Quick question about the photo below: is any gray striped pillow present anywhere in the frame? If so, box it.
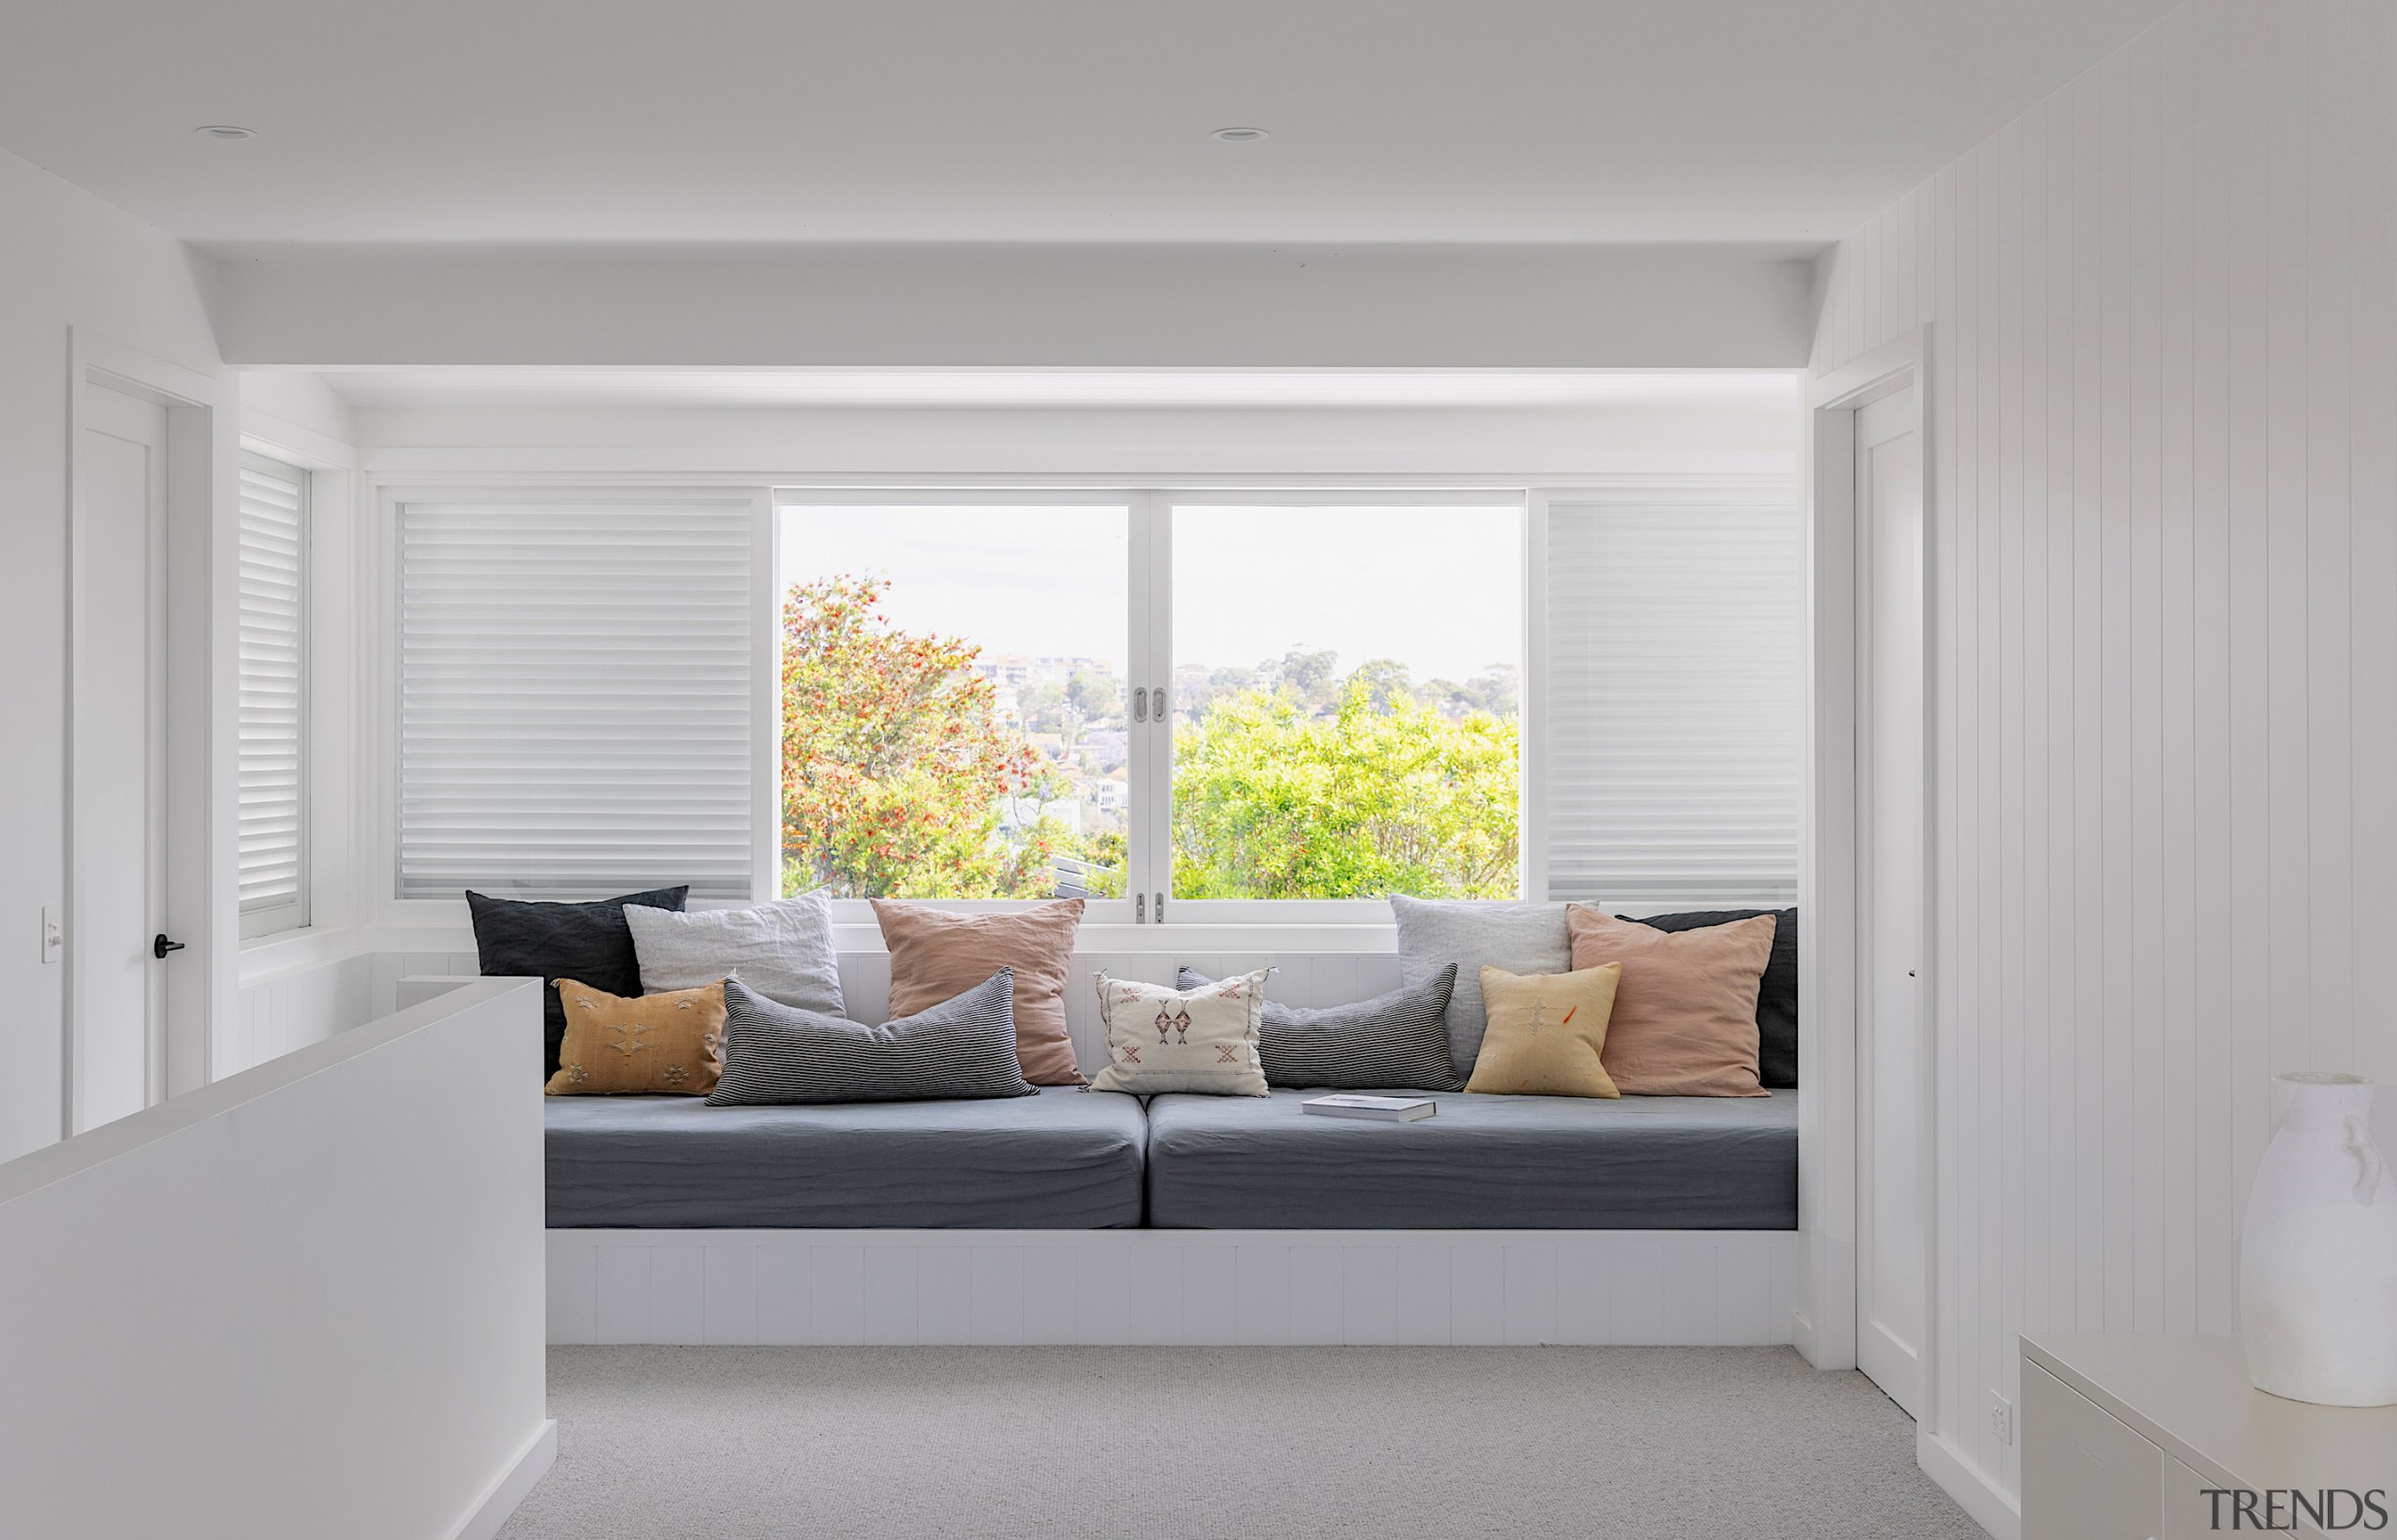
[707,971,1036,1106]
[1177,964,1461,1092]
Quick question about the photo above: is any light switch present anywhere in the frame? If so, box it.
[40,905,62,964]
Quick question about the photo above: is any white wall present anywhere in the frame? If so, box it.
[0,146,227,1163]
[210,246,1817,369]
[1809,0,2396,1516]
[0,978,551,1540]
[348,400,1799,480]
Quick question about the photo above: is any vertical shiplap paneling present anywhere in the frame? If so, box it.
[2043,71,2083,1340]
[2070,56,2110,1341]
[1949,136,1983,1465]
[1927,152,1963,1462]
[2187,0,2238,1336]
[2154,0,2201,1338]
[2224,0,2279,1258]
[2304,0,2355,1086]
[2125,16,2169,1343]
[2097,39,2140,1342]
[1990,112,2027,1490]
[1977,122,2010,1468]
[2350,0,2397,1113]
[2017,95,2052,1354]
[1807,0,2395,1504]
[2261,0,2315,1194]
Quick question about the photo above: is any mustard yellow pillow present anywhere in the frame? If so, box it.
[1464,963,1622,1098]
[546,978,728,1095]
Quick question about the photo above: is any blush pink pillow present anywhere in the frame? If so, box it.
[872,898,1085,1085]
[1564,906,1774,1097]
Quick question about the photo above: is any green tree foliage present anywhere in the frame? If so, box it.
[1066,668,1123,721]
[780,574,1077,899]
[781,579,1510,902]
[1171,678,1520,900]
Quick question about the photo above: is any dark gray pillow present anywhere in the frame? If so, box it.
[1177,965,1461,1092]
[467,885,689,1078]
[1625,908,1798,1088]
[708,972,1036,1106]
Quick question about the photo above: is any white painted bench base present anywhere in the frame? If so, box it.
[548,1228,1802,1347]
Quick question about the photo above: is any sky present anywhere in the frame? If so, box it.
[780,503,1522,683]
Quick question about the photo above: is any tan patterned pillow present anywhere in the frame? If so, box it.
[1465,963,1621,1099]
[545,979,728,1096]
[1088,970,1270,1096]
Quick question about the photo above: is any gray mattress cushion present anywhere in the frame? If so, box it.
[546,1085,1146,1228]
[1145,1089,1797,1230]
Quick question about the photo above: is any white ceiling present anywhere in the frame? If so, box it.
[6,0,2174,248]
[310,367,1801,412]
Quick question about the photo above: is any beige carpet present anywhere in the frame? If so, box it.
[499,1345,1981,1540]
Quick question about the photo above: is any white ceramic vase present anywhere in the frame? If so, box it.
[2240,1072,2397,1407]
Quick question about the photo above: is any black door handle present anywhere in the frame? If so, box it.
[153,933,185,960]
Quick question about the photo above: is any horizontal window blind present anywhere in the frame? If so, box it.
[397,502,756,901]
[1545,498,1801,908]
[238,453,308,937]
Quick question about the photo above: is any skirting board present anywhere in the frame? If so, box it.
[548,1228,1803,1347]
[445,1419,557,1540]
[1916,1427,2019,1540]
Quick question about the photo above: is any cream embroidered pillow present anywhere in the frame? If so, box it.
[546,978,728,1096]
[1088,970,1270,1096]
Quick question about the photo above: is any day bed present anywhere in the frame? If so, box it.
[542,1083,1798,1232]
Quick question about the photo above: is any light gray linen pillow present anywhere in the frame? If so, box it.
[1388,895,1570,1078]
[624,892,844,1017]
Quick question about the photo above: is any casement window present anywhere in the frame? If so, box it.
[774,492,1527,919]
[387,483,1797,918]
[237,452,310,937]
[393,498,765,901]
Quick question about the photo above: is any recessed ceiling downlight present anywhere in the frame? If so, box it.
[1211,126,1269,143]
[194,125,257,140]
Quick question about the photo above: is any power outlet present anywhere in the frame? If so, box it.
[1988,1389,2013,1446]
[39,904,62,965]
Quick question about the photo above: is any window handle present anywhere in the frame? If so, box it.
[1133,689,1147,724]
[1148,686,1166,721]
[1154,892,1165,924]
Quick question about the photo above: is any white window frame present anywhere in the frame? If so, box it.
[774,486,1537,927]
[360,471,1790,936]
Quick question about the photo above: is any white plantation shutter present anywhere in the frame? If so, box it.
[397,502,756,901]
[238,453,309,936]
[1544,495,1801,907]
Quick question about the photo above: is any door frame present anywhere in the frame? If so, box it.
[65,329,228,1134]
[1797,328,1934,1407]
[1848,377,1931,1417]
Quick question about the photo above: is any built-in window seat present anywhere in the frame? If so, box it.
[1144,1089,1796,1230]
[546,1087,1144,1229]
[346,953,1809,1345]
[543,1086,1796,1232]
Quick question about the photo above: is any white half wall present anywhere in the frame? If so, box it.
[0,978,551,1540]
[1808,0,2397,1518]
[209,246,1817,369]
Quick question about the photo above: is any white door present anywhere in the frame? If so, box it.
[1856,387,1926,1416]
[72,380,171,1133]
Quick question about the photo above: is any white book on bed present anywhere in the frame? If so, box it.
[1301,1094,1436,1122]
